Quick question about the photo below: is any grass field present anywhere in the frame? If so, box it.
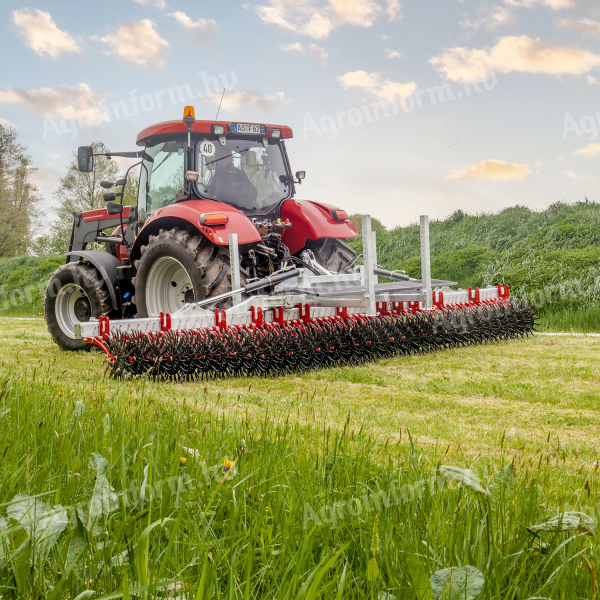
[0,318,599,599]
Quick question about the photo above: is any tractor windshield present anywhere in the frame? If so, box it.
[196,138,291,215]
[138,140,185,220]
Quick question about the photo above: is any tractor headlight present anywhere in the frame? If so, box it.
[212,125,225,135]
[271,129,281,138]
[185,171,199,181]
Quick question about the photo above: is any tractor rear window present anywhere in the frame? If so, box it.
[139,140,185,217]
[196,138,291,215]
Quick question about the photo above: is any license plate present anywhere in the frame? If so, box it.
[232,123,265,135]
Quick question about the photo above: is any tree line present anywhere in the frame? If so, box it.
[0,124,138,257]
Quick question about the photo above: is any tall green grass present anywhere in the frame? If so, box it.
[0,366,597,599]
[0,255,63,317]
[4,201,600,329]
[351,201,600,331]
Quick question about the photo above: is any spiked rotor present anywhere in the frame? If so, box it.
[102,300,538,382]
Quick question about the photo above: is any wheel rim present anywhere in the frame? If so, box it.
[55,283,91,339]
[146,257,195,317]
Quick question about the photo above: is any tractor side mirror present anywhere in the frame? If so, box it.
[115,178,127,186]
[100,181,114,189]
[103,193,116,202]
[106,202,124,215]
[77,146,94,173]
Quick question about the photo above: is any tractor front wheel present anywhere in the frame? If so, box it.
[44,261,113,351]
[132,228,237,318]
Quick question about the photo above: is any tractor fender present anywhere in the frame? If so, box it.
[65,250,122,309]
[131,200,261,262]
[280,199,358,255]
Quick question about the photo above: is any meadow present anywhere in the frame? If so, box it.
[0,318,598,599]
[1,201,599,597]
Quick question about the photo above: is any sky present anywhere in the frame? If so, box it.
[1,0,600,228]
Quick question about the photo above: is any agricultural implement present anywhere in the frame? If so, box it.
[44,107,537,380]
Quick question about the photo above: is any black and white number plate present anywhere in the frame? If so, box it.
[232,123,266,135]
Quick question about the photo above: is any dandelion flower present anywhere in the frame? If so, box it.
[179,457,187,466]
[223,459,234,474]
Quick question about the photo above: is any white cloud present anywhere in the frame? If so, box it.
[12,8,81,58]
[0,118,16,128]
[460,6,515,30]
[338,70,416,101]
[386,0,402,20]
[558,17,600,37]
[431,36,600,82]
[574,143,600,158]
[330,0,380,26]
[132,0,167,9]
[255,1,333,38]
[206,90,285,112]
[170,11,218,33]
[588,75,599,86]
[505,0,574,9]
[385,49,405,59]
[280,42,328,65]
[0,83,108,126]
[447,160,532,180]
[255,0,395,38]
[566,169,596,180]
[96,20,168,68]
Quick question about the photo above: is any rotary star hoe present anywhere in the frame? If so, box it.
[44,106,538,380]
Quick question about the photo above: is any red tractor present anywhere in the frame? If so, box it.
[45,107,358,350]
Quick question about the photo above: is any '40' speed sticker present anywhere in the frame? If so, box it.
[200,141,215,156]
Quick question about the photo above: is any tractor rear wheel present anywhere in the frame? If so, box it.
[306,238,357,273]
[132,228,238,318]
[44,261,112,351]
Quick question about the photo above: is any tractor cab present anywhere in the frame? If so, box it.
[135,110,302,222]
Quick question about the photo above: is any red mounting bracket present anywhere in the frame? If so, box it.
[408,301,420,314]
[336,306,349,319]
[432,290,444,309]
[376,301,390,316]
[272,306,285,325]
[250,306,263,326]
[391,301,404,314]
[214,308,227,330]
[160,312,172,332]
[298,303,311,324]
[468,287,481,305]
[99,315,110,341]
[497,284,510,299]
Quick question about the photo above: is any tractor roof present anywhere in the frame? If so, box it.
[136,120,294,147]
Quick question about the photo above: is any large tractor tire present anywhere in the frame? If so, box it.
[132,228,239,318]
[306,238,357,274]
[44,261,112,351]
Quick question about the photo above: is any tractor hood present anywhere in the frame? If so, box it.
[280,199,358,255]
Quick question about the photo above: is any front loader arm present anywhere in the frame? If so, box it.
[68,206,138,259]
